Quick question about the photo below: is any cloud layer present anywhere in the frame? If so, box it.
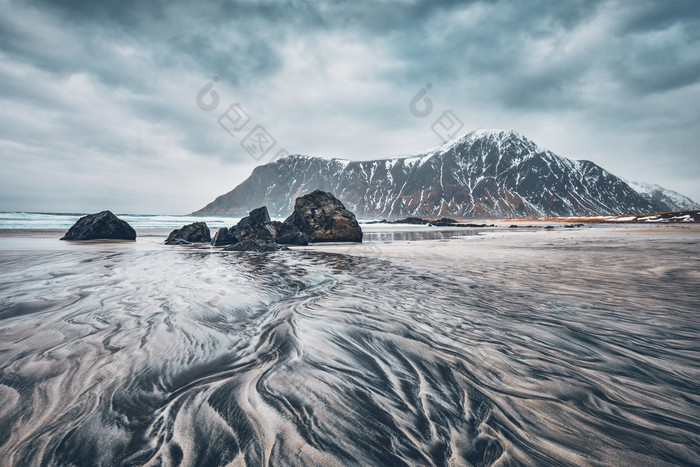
[2,0,699,213]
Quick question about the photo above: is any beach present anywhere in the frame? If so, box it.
[0,223,698,465]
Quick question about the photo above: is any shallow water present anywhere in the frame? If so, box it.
[0,230,698,466]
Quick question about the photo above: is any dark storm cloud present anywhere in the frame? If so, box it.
[1,0,698,213]
[619,0,700,34]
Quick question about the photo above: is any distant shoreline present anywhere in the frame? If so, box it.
[1,222,698,242]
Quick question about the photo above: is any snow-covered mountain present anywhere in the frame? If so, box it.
[194,129,697,218]
[624,180,700,212]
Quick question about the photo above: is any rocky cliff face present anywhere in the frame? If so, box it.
[194,130,697,218]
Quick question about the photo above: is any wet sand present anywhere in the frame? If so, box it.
[0,224,698,465]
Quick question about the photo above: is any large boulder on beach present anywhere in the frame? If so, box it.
[212,207,276,247]
[234,206,275,240]
[284,190,362,243]
[271,221,309,245]
[165,222,211,245]
[60,211,136,241]
[211,226,238,246]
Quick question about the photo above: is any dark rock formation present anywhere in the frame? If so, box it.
[165,222,211,244]
[212,206,279,247]
[211,227,238,246]
[429,217,461,226]
[396,217,427,225]
[234,206,275,240]
[270,221,308,245]
[211,194,362,249]
[369,217,493,227]
[60,211,136,241]
[285,190,362,243]
[224,238,280,252]
[247,206,271,225]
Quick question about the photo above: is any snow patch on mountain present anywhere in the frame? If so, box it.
[193,130,697,219]
[624,180,700,212]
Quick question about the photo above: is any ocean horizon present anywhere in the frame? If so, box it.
[0,212,243,230]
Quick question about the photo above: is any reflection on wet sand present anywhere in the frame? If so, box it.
[0,227,698,465]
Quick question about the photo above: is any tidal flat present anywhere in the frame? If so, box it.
[0,224,698,466]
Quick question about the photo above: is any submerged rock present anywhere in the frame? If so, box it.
[165,222,211,245]
[271,221,309,245]
[396,217,428,225]
[224,237,280,252]
[284,190,362,243]
[60,211,136,241]
[430,217,459,226]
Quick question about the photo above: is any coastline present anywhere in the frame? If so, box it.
[1,221,698,244]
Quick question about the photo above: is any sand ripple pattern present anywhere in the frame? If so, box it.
[0,237,698,466]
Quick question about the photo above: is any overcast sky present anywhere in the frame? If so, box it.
[1,0,699,214]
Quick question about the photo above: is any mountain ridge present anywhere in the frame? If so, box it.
[624,180,700,212]
[194,130,697,219]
